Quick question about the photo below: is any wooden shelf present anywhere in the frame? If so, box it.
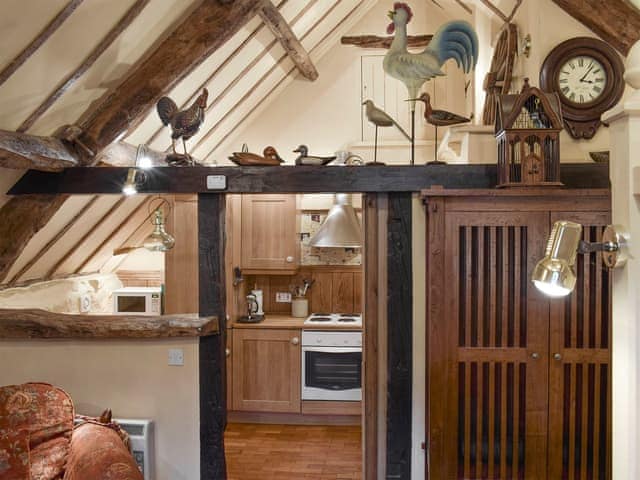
[0,309,218,339]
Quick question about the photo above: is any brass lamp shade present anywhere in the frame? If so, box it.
[143,209,175,252]
[532,220,582,297]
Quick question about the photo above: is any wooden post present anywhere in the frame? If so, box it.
[386,192,413,479]
[198,193,227,479]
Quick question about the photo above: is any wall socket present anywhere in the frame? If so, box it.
[168,349,184,366]
[275,292,292,303]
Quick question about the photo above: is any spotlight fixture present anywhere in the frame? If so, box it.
[143,203,175,252]
[532,221,629,297]
[135,144,153,169]
[122,168,146,196]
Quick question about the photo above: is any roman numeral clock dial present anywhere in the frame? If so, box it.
[558,56,606,104]
[540,37,625,140]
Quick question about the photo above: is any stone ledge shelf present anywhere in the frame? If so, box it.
[0,309,219,339]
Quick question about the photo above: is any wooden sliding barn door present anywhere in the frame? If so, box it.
[429,208,549,479]
[547,212,612,480]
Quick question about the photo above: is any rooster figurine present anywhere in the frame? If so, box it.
[157,88,208,162]
[383,3,478,164]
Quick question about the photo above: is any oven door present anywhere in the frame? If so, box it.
[301,347,362,401]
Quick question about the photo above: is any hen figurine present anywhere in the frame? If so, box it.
[383,2,478,163]
[157,88,208,158]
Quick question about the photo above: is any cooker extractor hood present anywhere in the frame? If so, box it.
[308,194,362,248]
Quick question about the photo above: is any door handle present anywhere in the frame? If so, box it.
[291,337,300,346]
[225,348,231,357]
[531,352,540,360]
[553,353,562,361]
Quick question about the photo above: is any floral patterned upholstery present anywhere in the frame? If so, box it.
[0,383,142,480]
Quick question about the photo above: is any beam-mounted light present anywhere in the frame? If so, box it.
[122,168,145,196]
[532,221,629,297]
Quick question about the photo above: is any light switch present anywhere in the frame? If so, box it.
[276,292,292,303]
[168,349,184,366]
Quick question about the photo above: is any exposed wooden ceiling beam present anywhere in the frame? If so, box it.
[0,195,69,283]
[258,1,319,81]
[17,0,151,133]
[75,0,265,156]
[0,130,79,171]
[0,0,84,87]
[4,195,100,286]
[551,0,640,55]
[341,35,432,49]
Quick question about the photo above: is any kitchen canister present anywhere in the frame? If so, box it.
[291,297,308,318]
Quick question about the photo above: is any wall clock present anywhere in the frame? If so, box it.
[540,37,625,139]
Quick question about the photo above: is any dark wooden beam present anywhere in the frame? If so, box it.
[0,309,218,339]
[258,1,319,81]
[0,0,84,87]
[0,130,78,171]
[5,195,100,285]
[341,34,432,49]
[386,192,413,479]
[198,193,227,480]
[0,195,68,283]
[9,164,610,195]
[551,0,640,55]
[17,0,151,133]
[76,0,265,154]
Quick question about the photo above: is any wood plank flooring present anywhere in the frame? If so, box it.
[225,423,362,479]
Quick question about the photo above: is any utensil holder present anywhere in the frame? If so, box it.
[291,298,308,318]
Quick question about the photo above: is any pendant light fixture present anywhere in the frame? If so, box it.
[143,207,175,252]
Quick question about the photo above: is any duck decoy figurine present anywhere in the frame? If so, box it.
[229,145,284,166]
[407,92,472,164]
[294,145,336,166]
[362,99,411,165]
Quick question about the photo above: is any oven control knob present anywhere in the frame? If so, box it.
[291,337,300,345]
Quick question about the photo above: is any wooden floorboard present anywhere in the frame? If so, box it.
[225,423,362,480]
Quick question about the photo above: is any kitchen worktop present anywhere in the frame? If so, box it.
[231,314,362,330]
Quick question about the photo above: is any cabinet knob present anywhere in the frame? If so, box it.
[291,337,300,346]
[225,348,231,357]
[531,352,540,360]
[286,256,294,263]
[553,353,562,361]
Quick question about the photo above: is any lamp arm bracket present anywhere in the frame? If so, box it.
[578,240,619,254]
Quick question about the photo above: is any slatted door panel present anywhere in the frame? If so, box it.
[437,212,549,480]
[548,212,612,480]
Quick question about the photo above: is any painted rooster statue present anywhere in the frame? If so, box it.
[383,2,478,163]
[157,88,208,158]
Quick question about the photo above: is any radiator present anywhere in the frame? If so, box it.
[115,418,155,480]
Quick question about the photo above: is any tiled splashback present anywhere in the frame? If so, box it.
[299,212,362,266]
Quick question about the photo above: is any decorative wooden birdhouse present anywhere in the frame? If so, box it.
[495,78,564,187]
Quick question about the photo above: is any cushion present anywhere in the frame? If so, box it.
[30,436,69,480]
[0,429,30,480]
[63,423,143,480]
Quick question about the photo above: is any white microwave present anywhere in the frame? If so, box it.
[112,287,162,315]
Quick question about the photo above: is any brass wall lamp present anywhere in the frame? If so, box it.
[532,220,629,297]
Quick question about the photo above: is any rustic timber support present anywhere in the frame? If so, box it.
[551,0,640,55]
[341,34,432,49]
[198,193,227,479]
[386,193,413,478]
[0,309,218,338]
[258,1,319,81]
[0,130,78,171]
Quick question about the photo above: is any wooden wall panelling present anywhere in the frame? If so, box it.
[386,193,413,479]
[310,272,333,313]
[165,195,199,314]
[333,272,355,313]
[547,210,612,480]
[198,193,227,480]
[353,271,363,313]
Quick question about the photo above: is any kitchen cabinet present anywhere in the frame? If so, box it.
[232,327,301,413]
[240,194,298,272]
[424,190,611,480]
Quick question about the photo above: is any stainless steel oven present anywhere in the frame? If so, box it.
[301,331,362,401]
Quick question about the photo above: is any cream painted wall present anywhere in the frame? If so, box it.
[0,339,200,480]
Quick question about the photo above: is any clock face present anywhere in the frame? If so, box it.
[557,56,607,104]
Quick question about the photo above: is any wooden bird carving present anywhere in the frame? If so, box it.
[157,88,208,156]
[383,3,478,110]
[407,93,471,127]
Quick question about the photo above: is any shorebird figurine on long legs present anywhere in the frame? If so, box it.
[362,100,411,165]
[407,92,472,164]
[383,2,478,164]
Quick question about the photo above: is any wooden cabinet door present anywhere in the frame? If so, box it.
[241,194,298,270]
[547,212,612,480]
[232,328,301,413]
[428,210,550,479]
